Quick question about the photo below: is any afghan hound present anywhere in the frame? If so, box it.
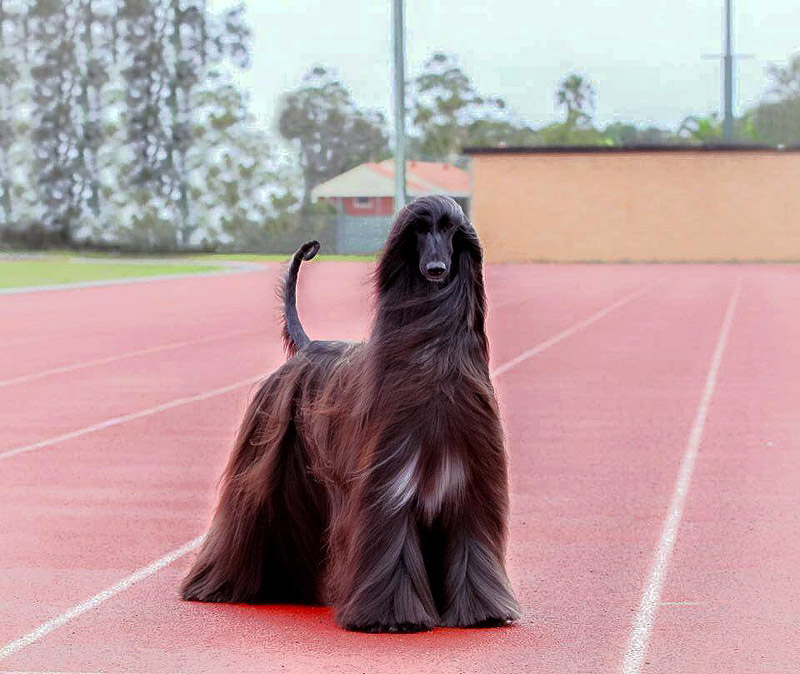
[181,195,520,632]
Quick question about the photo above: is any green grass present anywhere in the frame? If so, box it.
[7,250,377,263]
[0,259,224,290]
[187,252,377,263]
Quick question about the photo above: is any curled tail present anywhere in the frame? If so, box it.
[280,240,320,357]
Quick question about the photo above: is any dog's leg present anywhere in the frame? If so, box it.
[182,379,326,605]
[433,403,521,627]
[180,475,273,604]
[182,424,326,605]
[437,516,521,628]
[332,444,438,632]
[335,510,437,632]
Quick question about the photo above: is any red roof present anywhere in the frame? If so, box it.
[404,161,470,193]
[311,160,470,199]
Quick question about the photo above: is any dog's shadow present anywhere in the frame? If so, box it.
[187,600,534,655]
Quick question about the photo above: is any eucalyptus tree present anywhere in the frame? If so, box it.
[278,66,389,207]
[28,0,89,245]
[0,0,24,229]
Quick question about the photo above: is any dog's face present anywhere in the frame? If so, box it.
[377,196,477,295]
[416,216,456,283]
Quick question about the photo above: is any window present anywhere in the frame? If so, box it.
[353,197,373,209]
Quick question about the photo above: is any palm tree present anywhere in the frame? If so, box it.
[556,74,596,128]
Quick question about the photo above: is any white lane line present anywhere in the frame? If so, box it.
[0,328,264,389]
[0,374,264,461]
[0,536,204,662]
[491,284,653,377]
[659,601,705,606]
[0,267,258,297]
[620,278,741,674]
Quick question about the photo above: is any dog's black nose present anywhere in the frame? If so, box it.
[425,262,447,278]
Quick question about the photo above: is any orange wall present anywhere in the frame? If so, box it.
[469,150,800,262]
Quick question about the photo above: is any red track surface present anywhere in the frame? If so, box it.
[1,263,797,673]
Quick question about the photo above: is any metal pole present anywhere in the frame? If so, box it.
[723,0,734,141]
[392,0,407,209]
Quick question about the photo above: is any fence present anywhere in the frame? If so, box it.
[216,214,392,256]
[334,215,393,255]
[0,213,396,257]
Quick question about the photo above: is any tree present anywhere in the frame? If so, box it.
[555,73,596,129]
[677,113,758,143]
[0,0,23,230]
[463,118,541,149]
[0,1,44,246]
[29,0,86,245]
[278,66,389,207]
[0,0,271,251]
[531,73,607,146]
[751,53,800,146]
[118,0,175,245]
[164,1,251,246]
[601,122,677,146]
[117,0,250,249]
[752,99,800,146]
[191,75,300,250]
[636,126,678,144]
[409,52,536,161]
[601,122,639,146]
[766,53,800,100]
[78,0,116,234]
[678,114,723,142]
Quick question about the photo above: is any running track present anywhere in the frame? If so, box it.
[1,262,798,673]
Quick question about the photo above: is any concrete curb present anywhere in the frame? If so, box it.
[0,266,264,297]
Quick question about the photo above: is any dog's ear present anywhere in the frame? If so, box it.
[374,202,423,294]
[452,221,488,351]
[453,219,483,266]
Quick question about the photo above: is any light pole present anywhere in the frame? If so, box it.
[392,0,407,209]
[722,0,734,141]
[703,0,752,142]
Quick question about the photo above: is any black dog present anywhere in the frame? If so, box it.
[181,195,520,632]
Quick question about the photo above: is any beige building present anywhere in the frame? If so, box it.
[465,145,800,263]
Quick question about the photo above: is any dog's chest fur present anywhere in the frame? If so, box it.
[418,448,467,522]
[385,440,467,524]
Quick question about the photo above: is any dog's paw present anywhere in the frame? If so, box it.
[439,606,520,629]
[345,620,434,634]
[181,581,236,604]
[464,615,516,628]
[181,588,227,603]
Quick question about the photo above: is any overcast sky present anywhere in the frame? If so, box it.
[210,0,798,134]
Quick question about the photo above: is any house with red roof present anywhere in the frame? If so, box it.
[311,160,470,253]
